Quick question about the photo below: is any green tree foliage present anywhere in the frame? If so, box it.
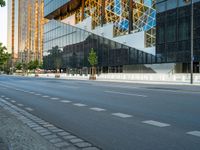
[0,0,5,7]
[28,60,39,71]
[88,48,98,67]
[0,43,10,68]
[15,62,22,70]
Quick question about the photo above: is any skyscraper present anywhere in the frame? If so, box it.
[7,0,44,63]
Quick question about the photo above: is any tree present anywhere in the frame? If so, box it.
[0,0,5,7]
[15,62,22,70]
[0,43,10,72]
[28,60,39,71]
[88,48,98,80]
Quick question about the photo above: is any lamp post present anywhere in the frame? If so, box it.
[185,0,194,84]
[191,0,194,84]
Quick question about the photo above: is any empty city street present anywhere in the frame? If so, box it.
[0,75,200,150]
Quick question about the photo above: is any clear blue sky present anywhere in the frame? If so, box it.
[0,0,7,47]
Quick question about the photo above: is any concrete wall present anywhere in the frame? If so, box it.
[29,73,200,84]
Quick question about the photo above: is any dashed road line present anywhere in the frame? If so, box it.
[90,107,106,112]
[187,131,200,138]
[11,100,16,103]
[35,93,41,96]
[5,97,10,100]
[105,90,147,98]
[60,100,71,103]
[25,107,34,111]
[50,97,59,100]
[142,120,170,127]
[112,113,132,118]
[73,103,87,107]
[42,95,49,98]
[17,104,24,107]
[29,92,35,94]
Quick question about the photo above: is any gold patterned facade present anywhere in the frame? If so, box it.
[7,0,44,63]
[18,0,44,63]
[58,0,156,48]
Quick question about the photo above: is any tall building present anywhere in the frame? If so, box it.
[7,0,44,63]
[7,0,18,59]
[43,0,157,73]
[156,0,200,73]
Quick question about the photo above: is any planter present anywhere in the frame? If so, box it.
[89,76,96,80]
[55,74,60,78]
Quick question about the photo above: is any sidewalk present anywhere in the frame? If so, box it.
[0,98,100,150]
[0,103,59,150]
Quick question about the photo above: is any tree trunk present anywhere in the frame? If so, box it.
[89,66,96,80]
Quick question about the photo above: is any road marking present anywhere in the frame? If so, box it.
[142,120,170,127]
[17,104,24,107]
[29,92,35,94]
[187,131,200,137]
[50,97,59,100]
[5,97,10,100]
[73,103,87,107]
[42,95,49,98]
[35,93,41,96]
[25,107,34,111]
[11,100,16,103]
[112,113,132,118]
[90,107,106,112]
[60,100,71,103]
[1,95,5,98]
[105,91,147,98]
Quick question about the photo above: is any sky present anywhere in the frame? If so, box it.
[0,0,7,47]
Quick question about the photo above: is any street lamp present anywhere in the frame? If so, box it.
[190,0,194,84]
[184,0,194,84]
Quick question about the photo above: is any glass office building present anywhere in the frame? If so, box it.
[156,0,200,72]
[43,20,156,73]
[43,0,157,73]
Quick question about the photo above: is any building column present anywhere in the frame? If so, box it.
[128,0,133,33]
[81,0,85,21]
[101,0,105,27]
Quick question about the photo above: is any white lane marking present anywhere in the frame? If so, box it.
[73,103,87,107]
[105,91,147,98]
[187,131,200,137]
[1,95,5,98]
[90,107,106,112]
[17,104,24,107]
[50,97,59,100]
[142,120,170,127]
[5,97,10,100]
[42,95,49,98]
[29,92,35,94]
[112,113,132,118]
[60,100,71,103]
[25,107,34,111]
[35,93,41,96]
[11,100,16,103]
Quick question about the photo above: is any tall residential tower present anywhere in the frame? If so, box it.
[7,0,44,63]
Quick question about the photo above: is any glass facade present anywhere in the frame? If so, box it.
[43,20,156,71]
[156,0,200,63]
[7,0,44,63]
[44,0,70,17]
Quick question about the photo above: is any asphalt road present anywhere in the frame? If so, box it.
[0,75,200,150]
